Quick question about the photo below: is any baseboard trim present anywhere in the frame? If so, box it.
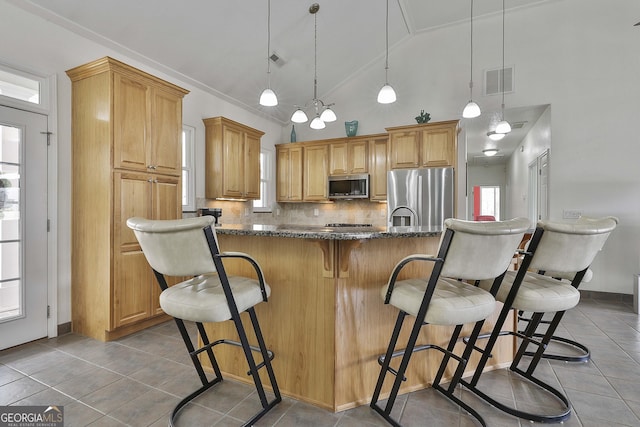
[579,290,633,303]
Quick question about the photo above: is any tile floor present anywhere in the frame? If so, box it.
[1,294,638,427]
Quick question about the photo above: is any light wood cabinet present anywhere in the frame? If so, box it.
[276,144,303,202]
[303,144,329,201]
[204,116,264,200]
[67,56,188,341]
[368,136,389,201]
[329,139,368,175]
[386,120,458,169]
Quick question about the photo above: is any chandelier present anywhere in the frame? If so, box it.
[290,3,336,130]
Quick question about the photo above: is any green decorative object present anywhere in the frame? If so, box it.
[290,125,297,142]
[345,120,358,137]
[415,110,431,124]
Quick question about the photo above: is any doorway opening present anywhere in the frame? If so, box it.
[473,185,500,221]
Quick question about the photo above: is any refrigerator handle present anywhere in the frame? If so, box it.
[417,175,423,227]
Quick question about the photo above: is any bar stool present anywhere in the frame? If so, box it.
[127,216,281,427]
[370,217,530,427]
[461,216,618,423]
[517,268,593,362]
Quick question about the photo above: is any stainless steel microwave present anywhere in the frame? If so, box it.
[328,174,369,199]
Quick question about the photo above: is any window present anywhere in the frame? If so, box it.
[253,149,274,212]
[479,186,500,221]
[0,64,48,111]
[181,125,195,211]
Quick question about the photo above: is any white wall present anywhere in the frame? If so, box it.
[506,106,551,220]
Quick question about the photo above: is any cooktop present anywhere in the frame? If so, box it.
[325,223,372,228]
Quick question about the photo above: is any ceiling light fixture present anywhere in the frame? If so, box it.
[487,131,505,141]
[259,0,278,107]
[483,148,499,157]
[291,3,336,129]
[377,0,396,104]
[495,0,511,134]
[462,0,481,118]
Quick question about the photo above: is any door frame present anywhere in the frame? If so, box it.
[0,63,58,340]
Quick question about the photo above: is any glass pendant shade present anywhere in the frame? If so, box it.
[310,115,325,130]
[488,131,506,141]
[320,107,337,122]
[259,88,278,106]
[291,108,308,123]
[291,4,335,130]
[462,100,481,118]
[259,0,277,107]
[377,84,397,104]
[495,120,512,134]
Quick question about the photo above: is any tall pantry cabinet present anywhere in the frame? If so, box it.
[66,57,189,341]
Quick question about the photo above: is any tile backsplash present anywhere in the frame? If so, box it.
[192,198,388,227]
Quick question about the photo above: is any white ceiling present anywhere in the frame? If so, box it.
[16,0,551,160]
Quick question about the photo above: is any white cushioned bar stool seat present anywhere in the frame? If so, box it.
[382,277,495,326]
[127,216,281,427]
[483,271,580,313]
[160,273,270,323]
[370,217,530,427]
[460,216,618,424]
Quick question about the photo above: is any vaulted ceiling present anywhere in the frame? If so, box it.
[15,0,553,160]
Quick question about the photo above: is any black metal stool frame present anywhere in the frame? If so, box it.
[459,226,581,423]
[370,228,510,427]
[152,225,281,427]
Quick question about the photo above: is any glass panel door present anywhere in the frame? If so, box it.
[0,105,48,350]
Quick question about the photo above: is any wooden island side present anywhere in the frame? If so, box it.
[200,225,515,412]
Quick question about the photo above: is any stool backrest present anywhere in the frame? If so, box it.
[440,217,531,280]
[528,216,618,274]
[127,216,218,277]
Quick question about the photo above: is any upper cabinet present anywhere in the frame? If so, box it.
[204,117,264,200]
[368,135,389,201]
[386,120,458,170]
[329,138,368,175]
[112,71,184,176]
[276,144,303,202]
[273,120,457,203]
[303,143,329,201]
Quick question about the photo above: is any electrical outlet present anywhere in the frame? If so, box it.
[313,208,319,217]
[563,210,581,219]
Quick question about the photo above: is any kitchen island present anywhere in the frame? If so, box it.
[201,224,515,412]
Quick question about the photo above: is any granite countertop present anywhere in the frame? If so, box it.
[214,224,442,240]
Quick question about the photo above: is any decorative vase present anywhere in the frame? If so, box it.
[290,125,297,142]
[345,120,358,137]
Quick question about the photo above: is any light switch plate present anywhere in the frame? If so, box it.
[562,210,582,219]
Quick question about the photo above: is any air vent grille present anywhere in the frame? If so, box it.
[269,52,285,67]
[484,66,514,95]
[510,121,527,129]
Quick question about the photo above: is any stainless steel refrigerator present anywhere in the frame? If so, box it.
[387,167,454,229]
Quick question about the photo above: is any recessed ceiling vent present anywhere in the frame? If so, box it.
[269,51,285,67]
[510,121,527,129]
[484,66,514,96]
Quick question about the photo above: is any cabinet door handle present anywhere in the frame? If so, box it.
[147,165,157,170]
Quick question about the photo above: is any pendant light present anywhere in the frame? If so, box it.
[462,0,481,118]
[291,3,336,129]
[495,0,511,134]
[377,0,396,104]
[259,0,278,106]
